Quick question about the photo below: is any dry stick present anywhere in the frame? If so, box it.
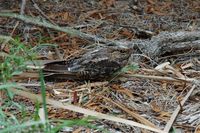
[10,21,20,36]
[164,85,196,132]
[10,87,165,133]
[0,13,126,48]
[123,74,196,83]
[102,96,158,128]
[20,0,26,15]
[30,0,56,25]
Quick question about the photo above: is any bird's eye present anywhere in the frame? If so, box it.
[119,49,128,53]
[118,49,123,53]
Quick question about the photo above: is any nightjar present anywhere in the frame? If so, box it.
[43,46,132,81]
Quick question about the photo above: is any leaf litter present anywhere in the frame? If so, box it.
[0,0,200,132]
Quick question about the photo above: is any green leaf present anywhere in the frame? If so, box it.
[0,120,45,133]
[11,70,23,76]
[121,63,139,73]
[0,83,24,90]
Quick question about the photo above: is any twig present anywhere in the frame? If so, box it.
[20,0,26,15]
[10,21,20,36]
[30,0,56,25]
[164,85,196,132]
[123,74,197,83]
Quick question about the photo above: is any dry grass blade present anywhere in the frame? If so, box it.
[164,85,196,132]
[10,87,165,133]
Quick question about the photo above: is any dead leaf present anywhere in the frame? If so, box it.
[147,0,156,5]
[150,100,161,113]
[159,111,171,118]
[100,0,116,7]
[112,84,134,99]
[119,29,134,39]
[195,125,200,133]
[155,62,170,70]
[53,89,62,95]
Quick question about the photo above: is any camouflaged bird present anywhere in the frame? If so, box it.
[43,46,132,81]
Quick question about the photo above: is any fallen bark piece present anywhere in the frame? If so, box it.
[128,30,200,58]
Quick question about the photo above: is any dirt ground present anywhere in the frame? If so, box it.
[0,0,200,133]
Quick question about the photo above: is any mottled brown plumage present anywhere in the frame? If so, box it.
[43,46,132,81]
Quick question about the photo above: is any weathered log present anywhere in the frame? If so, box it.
[124,31,200,58]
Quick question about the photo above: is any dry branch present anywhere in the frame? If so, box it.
[0,13,124,47]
